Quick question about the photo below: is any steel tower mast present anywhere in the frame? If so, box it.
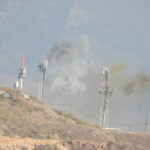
[38,59,48,102]
[99,66,113,128]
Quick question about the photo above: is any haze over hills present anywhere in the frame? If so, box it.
[0,86,150,150]
[0,0,150,134]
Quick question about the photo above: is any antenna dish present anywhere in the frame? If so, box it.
[102,66,110,74]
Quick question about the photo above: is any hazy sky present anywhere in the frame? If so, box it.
[0,0,150,132]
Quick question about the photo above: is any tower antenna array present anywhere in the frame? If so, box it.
[99,66,113,128]
[38,59,48,102]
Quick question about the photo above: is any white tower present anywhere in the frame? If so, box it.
[100,66,113,128]
[18,53,26,93]
[38,59,48,101]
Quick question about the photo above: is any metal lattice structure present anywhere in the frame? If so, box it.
[99,66,113,128]
[38,59,48,101]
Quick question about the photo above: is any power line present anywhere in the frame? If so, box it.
[108,122,144,127]
[72,105,99,121]
[47,102,146,129]
[47,102,68,107]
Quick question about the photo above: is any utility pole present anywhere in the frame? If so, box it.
[99,66,113,128]
[38,59,48,102]
[144,117,149,134]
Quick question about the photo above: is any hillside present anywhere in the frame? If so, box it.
[0,87,150,150]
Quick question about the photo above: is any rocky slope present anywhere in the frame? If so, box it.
[0,87,149,150]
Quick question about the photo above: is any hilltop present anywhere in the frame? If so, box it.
[0,87,150,150]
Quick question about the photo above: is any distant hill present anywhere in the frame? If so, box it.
[0,87,150,150]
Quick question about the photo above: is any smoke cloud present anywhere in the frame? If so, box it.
[111,64,150,95]
[47,36,150,96]
[47,36,90,94]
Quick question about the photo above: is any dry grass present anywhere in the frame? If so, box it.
[0,87,111,142]
[52,109,88,125]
